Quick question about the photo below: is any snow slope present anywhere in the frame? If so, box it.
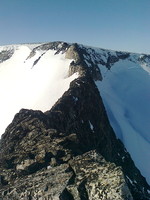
[96,55,150,184]
[0,44,78,137]
[79,43,150,184]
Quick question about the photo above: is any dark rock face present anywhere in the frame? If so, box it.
[0,49,14,63]
[0,42,150,200]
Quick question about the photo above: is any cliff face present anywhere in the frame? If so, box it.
[0,42,150,200]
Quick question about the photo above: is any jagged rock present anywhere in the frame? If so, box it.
[0,163,72,200]
[0,49,14,63]
[66,151,133,200]
[0,151,133,200]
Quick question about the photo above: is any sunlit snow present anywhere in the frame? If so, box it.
[0,45,78,137]
[96,58,150,184]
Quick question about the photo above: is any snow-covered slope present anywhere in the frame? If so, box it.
[0,43,78,137]
[80,45,150,184]
[97,59,150,184]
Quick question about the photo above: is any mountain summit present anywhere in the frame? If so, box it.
[0,42,150,200]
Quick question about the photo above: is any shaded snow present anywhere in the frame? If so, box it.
[73,96,78,102]
[126,176,134,185]
[140,62,150,75]
[96,58,150,184]
[0,45,78,137]
[89,121,94,131]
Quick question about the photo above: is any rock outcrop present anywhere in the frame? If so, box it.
[0,42,150,200]
[0,49,14,63]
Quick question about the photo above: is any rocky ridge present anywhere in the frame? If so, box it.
[0,42,150,199]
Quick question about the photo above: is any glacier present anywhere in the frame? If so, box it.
[96,56,150,184]
[78,43,150,184]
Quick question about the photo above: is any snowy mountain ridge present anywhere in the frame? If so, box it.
[79,43,150,74]
[77,44,150,184]
[0,41,150,199]
[0,42,78,137]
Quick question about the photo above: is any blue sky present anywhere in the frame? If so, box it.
[0,0,150,53]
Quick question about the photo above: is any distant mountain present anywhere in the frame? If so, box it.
[0,42,150,199]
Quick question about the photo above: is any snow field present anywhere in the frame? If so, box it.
[96,59,150,184]
[0,45,78,137]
